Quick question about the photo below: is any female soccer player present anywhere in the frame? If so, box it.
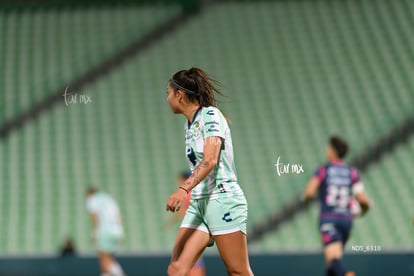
[86,187,125,276]
[304,136,371,276]
[165,68,253,276]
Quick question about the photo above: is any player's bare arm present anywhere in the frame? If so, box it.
[352,180,371,215]
[304,177,320,203]
[354,192,370,215]
[166,136,222,213]
[90,212,98,241]
[182,136,222,191]
[91,213,98,229]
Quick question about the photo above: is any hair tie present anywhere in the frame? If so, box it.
[170,78,198,95]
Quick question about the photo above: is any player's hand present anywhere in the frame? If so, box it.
[166,188,187,213]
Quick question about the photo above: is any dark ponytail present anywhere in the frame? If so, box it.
[169,67,224,107]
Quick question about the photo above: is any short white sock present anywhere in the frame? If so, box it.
[109,262,124,276]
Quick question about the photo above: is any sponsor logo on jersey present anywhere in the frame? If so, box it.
[222,212,232,222]
[320,223,334,232]
[218,183,226,193]
[206,121,219,133]
[206,110,215,115]
[205,121,219,126]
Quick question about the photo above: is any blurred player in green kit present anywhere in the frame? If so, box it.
[87,187,125,276]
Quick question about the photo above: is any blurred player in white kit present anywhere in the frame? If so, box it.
[86,187,125,276]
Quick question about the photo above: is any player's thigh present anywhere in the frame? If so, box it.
[172,228,210,262]
[98,251,113,261]
[338,220,353,246]
[324,241,343,265]
[203,196,251,274]
[214,231,252,275]
[172,201,208,261]
[98,251,115,271]
[169,228,210,275]
[320,220,345,246]
[171,227,197,261]
[319,220,345,265]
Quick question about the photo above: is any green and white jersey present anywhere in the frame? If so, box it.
[87,192,124,236]
[185,106,244,199]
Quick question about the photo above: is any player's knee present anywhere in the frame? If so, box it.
[324,248,343,267]
[167,261,189,276]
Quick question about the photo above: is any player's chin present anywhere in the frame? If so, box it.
[170,106,181,114]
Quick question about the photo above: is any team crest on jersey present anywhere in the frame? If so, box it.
[192,121,201,138]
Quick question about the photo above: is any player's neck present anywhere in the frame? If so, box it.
[183,104,201,123]
[329,158,343,164]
